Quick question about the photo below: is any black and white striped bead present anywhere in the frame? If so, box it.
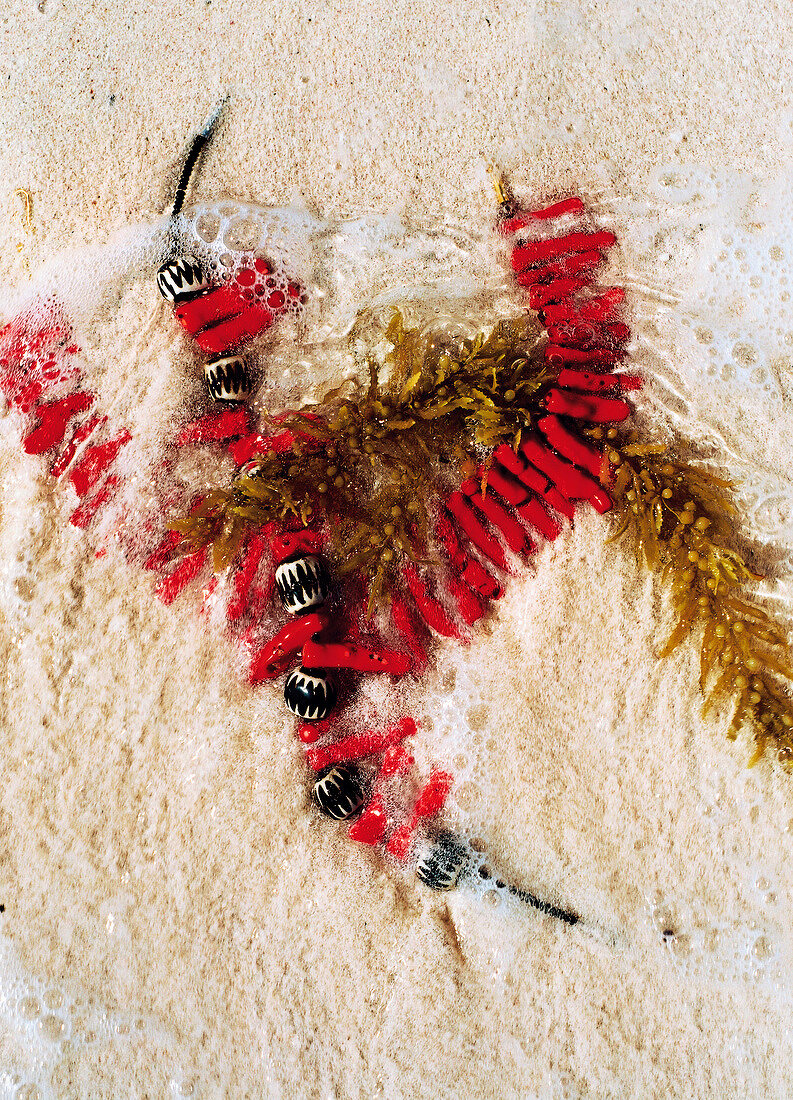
[235,458,263,481]
[313,765,366,820]
[204,356,252,402]
[284,667,337,721]
[275,556,330,614]
[156,255,212,303]
[415,832,470,891]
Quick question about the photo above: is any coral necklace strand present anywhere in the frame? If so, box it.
[0,120,640,921]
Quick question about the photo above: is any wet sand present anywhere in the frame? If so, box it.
[2,2,793,1096]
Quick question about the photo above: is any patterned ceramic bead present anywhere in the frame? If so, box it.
[235,458,262,481]
[415,832,470,890]
[204,356,252,402]
[284,667,337,721]
[156,255,212,303]
[275,556,330,614]
[313,765,366,820]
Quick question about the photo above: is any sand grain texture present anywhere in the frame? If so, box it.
[2,1,793,1097]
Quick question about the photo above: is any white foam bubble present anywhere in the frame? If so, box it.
[172,199,509,353]
[602,162,793,634]
[1,200,516,504]
[0,932,197,1098]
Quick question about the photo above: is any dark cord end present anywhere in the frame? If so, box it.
[509,883,579,926]
[170,94,229,218]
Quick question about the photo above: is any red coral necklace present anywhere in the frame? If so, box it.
[145,112,640,922]
[0,111,638,927]
[25,103,790,945]
[7,111,793,945]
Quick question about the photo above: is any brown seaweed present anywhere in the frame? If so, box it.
[601,429,793,768]
[170,310,549,613]
[170,309,793,769]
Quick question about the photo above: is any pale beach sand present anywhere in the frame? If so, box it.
[2,2,793,1097]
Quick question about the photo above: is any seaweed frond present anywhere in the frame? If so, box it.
[603,428,793,768]
[169,309,550,611]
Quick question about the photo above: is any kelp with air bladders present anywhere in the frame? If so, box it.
[173,309,549,592]
[600,433,793,766]
[171,309,793,768]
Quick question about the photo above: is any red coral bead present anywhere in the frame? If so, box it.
[23,391,95,455]
[302,640,412,676]
[348,798,387,845]
[155,548,208,606]
[511,230,616,273]
[520,436,612,514]
[445,492,510,571]
[537,414,607,479]
[402,562,465,639]
[51,414,106,477]
[543,389,631,424]
[307,718,417,772]
[69,430,131,498]
[176,407,252,446]
[249,611,329,683]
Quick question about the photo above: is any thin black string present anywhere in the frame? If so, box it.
[477,862,580,926]
[507,884,579,926]
[170,95,228,218]
[171,133,209,217]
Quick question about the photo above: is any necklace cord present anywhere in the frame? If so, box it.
[170,94,229,218]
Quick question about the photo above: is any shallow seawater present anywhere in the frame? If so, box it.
[3,175,793,1096]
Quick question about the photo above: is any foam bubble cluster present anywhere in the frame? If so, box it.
[174,201,316,332]
[173,199,507,350]
[608,163,793,631]
[0,932,195,1098]
[647,880,787,987]
[1,200,513,430]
